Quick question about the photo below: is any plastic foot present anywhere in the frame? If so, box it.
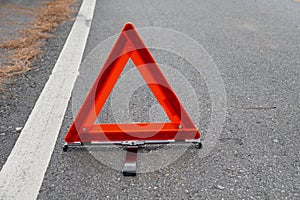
[197,142,202,149]
[63,143,69,152]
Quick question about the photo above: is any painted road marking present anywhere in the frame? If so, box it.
[0,0,96,199]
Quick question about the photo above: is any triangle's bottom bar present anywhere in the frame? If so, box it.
[77,129,199,142]
[66,123,200,142]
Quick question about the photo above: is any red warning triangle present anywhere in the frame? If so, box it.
[65,23,200,143]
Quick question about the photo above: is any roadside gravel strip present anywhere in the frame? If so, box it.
[0,0,96,199]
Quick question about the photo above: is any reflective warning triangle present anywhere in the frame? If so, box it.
[65,23,200,143]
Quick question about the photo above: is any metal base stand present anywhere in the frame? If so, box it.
[122,146,138,176]
[63,140,202,176]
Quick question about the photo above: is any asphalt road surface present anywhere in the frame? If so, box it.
[1,0,300,199]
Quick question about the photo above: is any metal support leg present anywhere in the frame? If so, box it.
[63,142,83,152]
[122,146,138,176]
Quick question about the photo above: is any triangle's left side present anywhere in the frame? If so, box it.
[65,25,132,143]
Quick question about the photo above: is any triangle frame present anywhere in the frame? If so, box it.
[65,23,200,143]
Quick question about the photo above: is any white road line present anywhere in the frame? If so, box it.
[0,0,96,199]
